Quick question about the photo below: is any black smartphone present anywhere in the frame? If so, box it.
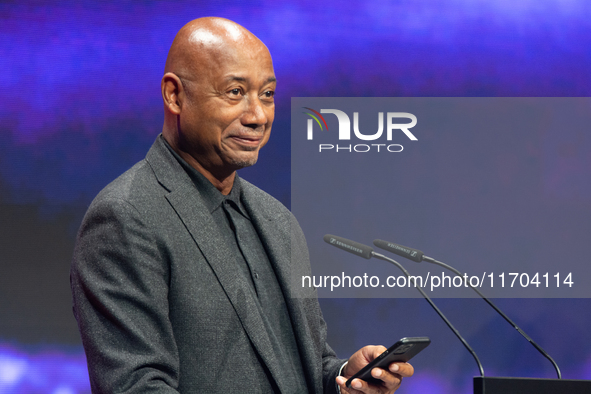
[345,337,431,388]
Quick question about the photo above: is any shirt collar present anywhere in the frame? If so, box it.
[162,136,248,218]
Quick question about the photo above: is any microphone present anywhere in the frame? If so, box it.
[373,239,562,379]
[323,234,373,259]
[373,239,427,263]
[324,234,485,377]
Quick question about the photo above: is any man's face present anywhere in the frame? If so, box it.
[177,39,276,176]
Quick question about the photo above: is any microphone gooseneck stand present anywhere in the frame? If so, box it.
[373,239,561,379]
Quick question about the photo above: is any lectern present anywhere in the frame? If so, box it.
[474,376,591,393]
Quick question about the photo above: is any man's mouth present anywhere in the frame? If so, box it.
[228,134,263,147]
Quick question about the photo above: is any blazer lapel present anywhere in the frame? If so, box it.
[242,184,324,393]
[145,137,285,391]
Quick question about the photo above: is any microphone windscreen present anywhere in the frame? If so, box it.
[373,239,424,262]
[324,234,373,259]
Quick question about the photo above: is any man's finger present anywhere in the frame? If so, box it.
[388,362,414,378]
[371,367,402,389]
[336,375,370,394]
[336,375,361,393]
[366,345,388,361]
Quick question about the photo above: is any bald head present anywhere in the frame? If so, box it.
[165,17,268,80]
[160,18,276,193]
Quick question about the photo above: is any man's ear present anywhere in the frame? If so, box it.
[161,72,183,115]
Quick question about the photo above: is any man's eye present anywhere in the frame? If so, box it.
[229,88,241,96]
[263,91,275,98]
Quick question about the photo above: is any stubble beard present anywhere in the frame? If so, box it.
[229,150,259,169]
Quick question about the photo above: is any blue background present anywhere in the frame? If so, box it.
[1,1,590,393]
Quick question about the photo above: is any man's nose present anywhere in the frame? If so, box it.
[241,97,268,128]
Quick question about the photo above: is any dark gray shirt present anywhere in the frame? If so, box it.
[163,139,308,393]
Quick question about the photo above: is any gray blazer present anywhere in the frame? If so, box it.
[71,136,343,393]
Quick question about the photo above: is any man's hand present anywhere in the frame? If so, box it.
[335,345,414,394]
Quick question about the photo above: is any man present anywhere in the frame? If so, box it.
[71,17,414,393]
